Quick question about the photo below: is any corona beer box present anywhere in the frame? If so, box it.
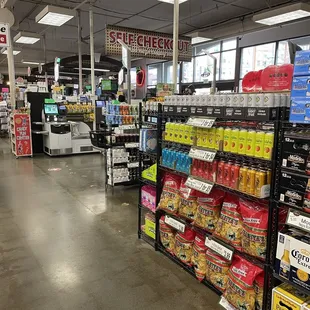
[275,230,310,291]
[272,283,310,310]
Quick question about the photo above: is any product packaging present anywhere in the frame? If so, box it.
[294,50,310,76]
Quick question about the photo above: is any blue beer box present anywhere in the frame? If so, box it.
[294,50,310,76]
[291,76,310,97]
[289,97,310,123]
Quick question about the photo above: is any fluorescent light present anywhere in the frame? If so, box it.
[253,2,310,26]
[158,0,188,3]
[14,31,40,44]
[74,67,110,72]
[1,48,21,55]
[192,37,212,44]
[21,60,44,65]
[36,5,74,26]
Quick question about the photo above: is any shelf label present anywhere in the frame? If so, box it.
[219,297,236,310]
[127,162,139,168]
[286,209,310,233]
[185,176,214,194]
[187,117,215,128]
[125,142,139,148]
[205,236,234,262]
[165,215,185,233]
[189,147,217,162]
[119,124,136,130]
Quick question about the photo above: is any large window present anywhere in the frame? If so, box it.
[147,63,162,86]
[221,50,236,80]
[195,53,220,82]
[182,59,193,83]
[163,61,180,84]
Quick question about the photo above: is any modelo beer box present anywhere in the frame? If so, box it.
[294,51,310,77]
[275,229,310,291]
[272,283,310,310]
[289,97,310,124]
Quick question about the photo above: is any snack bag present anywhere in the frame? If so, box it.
[224,255,263,310]
[206,249,231,292]
[194,189,225,232]
[239,199,268,259]
[214,194,243,250]
[253,272,264,310]
[159,215,175,254]
[178,179,198,221]
[191,234,207,281]
[174,227,196,265]
[158,173,181,214]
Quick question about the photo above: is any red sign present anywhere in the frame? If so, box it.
[0,35,7,45]
[0,24,9,48]
[14,114,32,156]
[105,25,192,61]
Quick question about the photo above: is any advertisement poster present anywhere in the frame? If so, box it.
[156,83,174,97]
[14,114,32,156]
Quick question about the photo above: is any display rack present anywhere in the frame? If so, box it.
[137,96,289,310]
[0,101,8,136]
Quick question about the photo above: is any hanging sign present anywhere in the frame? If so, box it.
[105,25,192,61]
[0,24,9,47]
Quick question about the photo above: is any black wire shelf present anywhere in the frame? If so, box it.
[139,230,156,248]
[158,165,189,178]
[273,273,310,295]
[139,177,157,187]
[139,204,156,214]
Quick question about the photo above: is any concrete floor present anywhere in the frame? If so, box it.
[0,138,222,310]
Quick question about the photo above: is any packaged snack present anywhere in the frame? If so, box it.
[239,199,268,259]
[194,189,225,232]
[225,255,263,310]
[254,272,264,310]
[159,215,175,254]
[158,173,181,214]
[214,194,243,250]
[141,185,156,213]
[174,227,196,265]
[191,234,207,281]
[178,179,198,221]
[206,248,231,292]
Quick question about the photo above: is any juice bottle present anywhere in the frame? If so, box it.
[263,132,274,160]
[215,127,224,151]
[223,128,232,152]
[230,128,239,154]
[246,130,256,157]
[238,129,247,155]
[208,128,216,150]
[255,131,266,158]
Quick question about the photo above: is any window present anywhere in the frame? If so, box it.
[195,53,220,82]
[240,43,276,78]
[130,68,136,85]
[182,59,193,83]
[147,63,162,86]
[195,42,221,56]
[163,61,180,84]
[223,38,237,51]
[276,41,290,65]
[220,50,236,80]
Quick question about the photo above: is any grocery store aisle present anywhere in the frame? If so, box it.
[0,138,221,310]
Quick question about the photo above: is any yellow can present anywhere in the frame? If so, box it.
[263,132,274,160]
[165,122,171,141]
[246,167,256,195]
[203,128,210,148]
[189,126,196,146]
[255,170,267,197]
[179,124,186,144]
[224,128,232,152]
[255,131,266,158]
[215,127,224,151]
[239,166,248,192]
[208,128,216,150]
[196,128,203,147]
[238,129,248,155]
[266,169,272,185]
[173,123,180,143]
[183,125,191,145]
[231,128,240,154]
[246,130,256,157]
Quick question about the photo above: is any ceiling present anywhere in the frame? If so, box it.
[0,0,308,75]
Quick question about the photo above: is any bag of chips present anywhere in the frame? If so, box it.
[214,194,243,250]
[194,189,225,232]
[254,272,264,310]
[158,173,181,214]
[191,234,207,281]
[159,215,175,254]
[206,248,231,292]
[224,255,263,310]
[174,227,196,265]
[239,199,268,259]
[178,179,198,221]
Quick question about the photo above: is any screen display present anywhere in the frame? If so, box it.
[44,104,58,115]
[96,101,105,107]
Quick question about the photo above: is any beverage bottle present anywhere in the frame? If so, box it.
[279,238,291,280]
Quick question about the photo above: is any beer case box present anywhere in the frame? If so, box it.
[291,77,310,98]
[283,135,310,157]
[280,171,309,193]
[289,98,310,124]
[294,50,310,76]
[272,283,310,310]
[282,151,309,173]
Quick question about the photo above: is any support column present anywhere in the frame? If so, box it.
[77,9,83,95]
[172,0,179,93]
[7,29,15,109]
[89,6,95,130]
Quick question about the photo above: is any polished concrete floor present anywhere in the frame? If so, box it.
[0,138,221,310]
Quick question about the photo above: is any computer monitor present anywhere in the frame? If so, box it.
[44,104,58,115]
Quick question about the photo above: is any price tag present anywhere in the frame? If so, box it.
[205,236,234,261]
[165,215,185,233]
[185,176,214,194]
[120,124,136,130]
[127,162,139,168]
[286,209,310,233]
[125,142,139,148]
[189,147,217,162]
[187,117,215,128]
[219,297,236,310]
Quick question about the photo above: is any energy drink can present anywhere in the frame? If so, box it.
[238,129,248,155]
[215,127,224,151]
[223,162,232,187]
[217,160,225,184]
[224,128,232,152]
[266,169,272,185]
[196,128,203,147]
[263,132,274,160]
[203,162,210,180]
[255,170,267,197]
[209,160,218,183]
[231,128,240,154]
[239,166,248,192]
[246,167,256,195]
[231,163,240,189]
[203,128,210,148]
[209,128,216,150]
[255,131,266,158]
[246,130,256,157]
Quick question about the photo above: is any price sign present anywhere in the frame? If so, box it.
[185,176,214,194]
[127,162,139,168]
[165,215,185,233]
[219,297,236,310]
[286,209,310,233]
[125,142,139,148]
[187,117,215,128]
[119,124,136,130]
[205,236,234,262]
[189,147,217,162]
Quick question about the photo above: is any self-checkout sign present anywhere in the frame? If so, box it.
[189,147,217,162]
[286,209,310,233]
[185,177,214,194]
[205,236,234,262]
[187,117,215,128]
[165,215,185,233]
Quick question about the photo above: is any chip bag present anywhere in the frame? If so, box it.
[191,234,207,281]
[253,272,264,310]
[159,215,175,254]
[224,255,263,310]
[174,227,196,265]
[194,189,225,232]
[158,173,181,214]
[239,199,268,260]
[206,248,231,292]
[178,179,198,221]
[214,194,243,250]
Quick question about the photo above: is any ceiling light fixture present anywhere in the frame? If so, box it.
[74,67,110,72]
[158,0,188,4]
[1,48,21,55]
[14,32,40,44]
[21,60,44,65]
[36,5,75,26]
[253,2,310,26]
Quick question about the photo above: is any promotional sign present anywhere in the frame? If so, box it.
[156,83,174,97]
[0,24,9,47]
[105,25,192,61]
[14,114,32,156]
